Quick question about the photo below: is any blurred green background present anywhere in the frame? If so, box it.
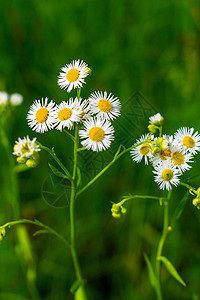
[1,0,200,299]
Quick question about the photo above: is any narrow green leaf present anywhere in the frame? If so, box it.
[48,163,70,179]
[77,167,82,187]
[171,192,189,227]
[144,253,157,289]
[70,280,81,294]
[157,256,186,287]
[33,229,49,237]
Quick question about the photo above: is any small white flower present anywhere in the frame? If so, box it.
[149,113,163,125]
[27,97,56,133]
[10,93,23,106]
[88,91,121,121]
[153,160,180,190]
[79,117,114,152]
[0,92,8,105]
[174,127,200,154]
[170,142,193,174]
[54,98,81,131]
[58,59,91,92]
[130,134,152,165]
[13,136,40,158]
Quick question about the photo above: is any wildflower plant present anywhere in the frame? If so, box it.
[112,113,200,300]
[0,59,141,299]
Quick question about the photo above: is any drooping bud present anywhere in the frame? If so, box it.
[0,228,6,243]
[17,156,27,164]
[151,146,160,156]
[193,198,200,209]
[196,188,200,198]
[26,158,38,168]
[148,124,157,134]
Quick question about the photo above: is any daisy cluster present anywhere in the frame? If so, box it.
[13,136,41,168]
[131,113,200,190]
[27,59,121,152]
[0,91,23,107]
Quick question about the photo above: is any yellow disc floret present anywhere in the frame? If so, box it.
[172,152,185,165]
[58,108,72,121]
[182,136,195,148]
[89,127,105,142]
[139,143,150,155]
[66,68,80,82]
[98,99,112,112]
[36,108,49,123]
[162,169,173,181]
[21,142,31,154]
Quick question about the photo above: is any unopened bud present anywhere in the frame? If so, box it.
[193,198,200,209]
[148,124,157,134]
[112,212,121,218]
[17,156,27,164]
[151,146,160,156]
[196,188,200,198]
[0,228,6,243]
[26,158,38,168]
[121,206,127,214]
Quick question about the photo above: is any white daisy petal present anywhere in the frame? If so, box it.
[153,160,180,191]
[174,127,200,154]
[0,92,8,105]
[149,113,163,125]
[57,59,90,92]
[13,136,40,158]
[88,91,121,121]
[79,117,114,152]
[130,134,152,165]
[54,98,81,131]
[27,97,56,133]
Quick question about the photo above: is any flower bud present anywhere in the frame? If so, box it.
[26,158,38,168]
[121,206,127,214]
[0,228,6,243]
[193,198,200,209]
[196,188,200,198]
[17,156,27,164]
[151,146,160,156]
[112,212,121,218]
[148,124,157,134]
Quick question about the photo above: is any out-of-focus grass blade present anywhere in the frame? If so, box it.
[157,256,186,287]
[144,253,157,289]
[171,192,189,227]
[182,173,200,183]
[70,280,81,294]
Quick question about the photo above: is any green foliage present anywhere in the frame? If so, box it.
[157,256,186,287]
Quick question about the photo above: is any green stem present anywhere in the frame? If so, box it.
[0,219,70,248]
[155,190,172,300]
[69,125,87,298]
[77,141,149,197]
[0,119,41,300]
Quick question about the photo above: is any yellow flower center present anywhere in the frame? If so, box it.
[58,108,72,121]
[172,152,185,165]
[139,143,150,155]
[89,127,105,142]
[66,68,80,82]
[182,136,195,148]
[98,99,112,112]
[36,107,49,123]
[21,142,30,154]
[159,149,171,160]
[162,169,173,181]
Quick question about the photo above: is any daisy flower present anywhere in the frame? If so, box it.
[54,98,81,131]
[73,97,91,120]
[27,97,56,133]
[153,160,180,190]
[57,60,91,92]
[170,142,193,174]
[79,117,114,152]
[13,136,40,158]
[174,127,200,154]
[88,91,121,121]
[10,93,23,106]
[0,92,8,105]
[149,113,163,126]
[130,134,152,165]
